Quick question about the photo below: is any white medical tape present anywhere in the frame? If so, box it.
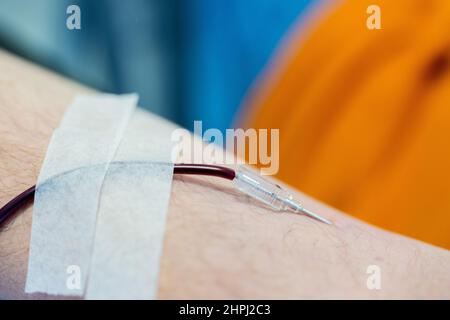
[25,94,137,296]
[85,109,176,299]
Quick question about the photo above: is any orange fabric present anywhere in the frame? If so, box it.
[243,0,450,249]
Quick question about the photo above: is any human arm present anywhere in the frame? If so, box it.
[0,50,449,299]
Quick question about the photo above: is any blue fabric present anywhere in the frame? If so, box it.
[181,0,314,132]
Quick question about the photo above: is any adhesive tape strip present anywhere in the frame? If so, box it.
[25,94,137,296]
[85,109,177,299]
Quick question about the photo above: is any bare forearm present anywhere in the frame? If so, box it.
[1,50,449,299]
[2,175,450,299]
[159,175,450,299]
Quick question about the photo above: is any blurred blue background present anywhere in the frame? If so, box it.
[0,0,315,132]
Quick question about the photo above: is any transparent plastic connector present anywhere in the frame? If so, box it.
[232,166,332,225]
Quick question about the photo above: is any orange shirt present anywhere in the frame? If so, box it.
[243,0,450,249]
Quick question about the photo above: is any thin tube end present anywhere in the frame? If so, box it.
[283,197,333,225]
[299,207,333,225]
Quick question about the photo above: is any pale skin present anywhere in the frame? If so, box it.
[0,50,449,299]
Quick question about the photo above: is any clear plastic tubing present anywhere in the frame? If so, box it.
[232,166,332,225]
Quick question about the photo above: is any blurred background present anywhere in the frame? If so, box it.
[0,0,315,132]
